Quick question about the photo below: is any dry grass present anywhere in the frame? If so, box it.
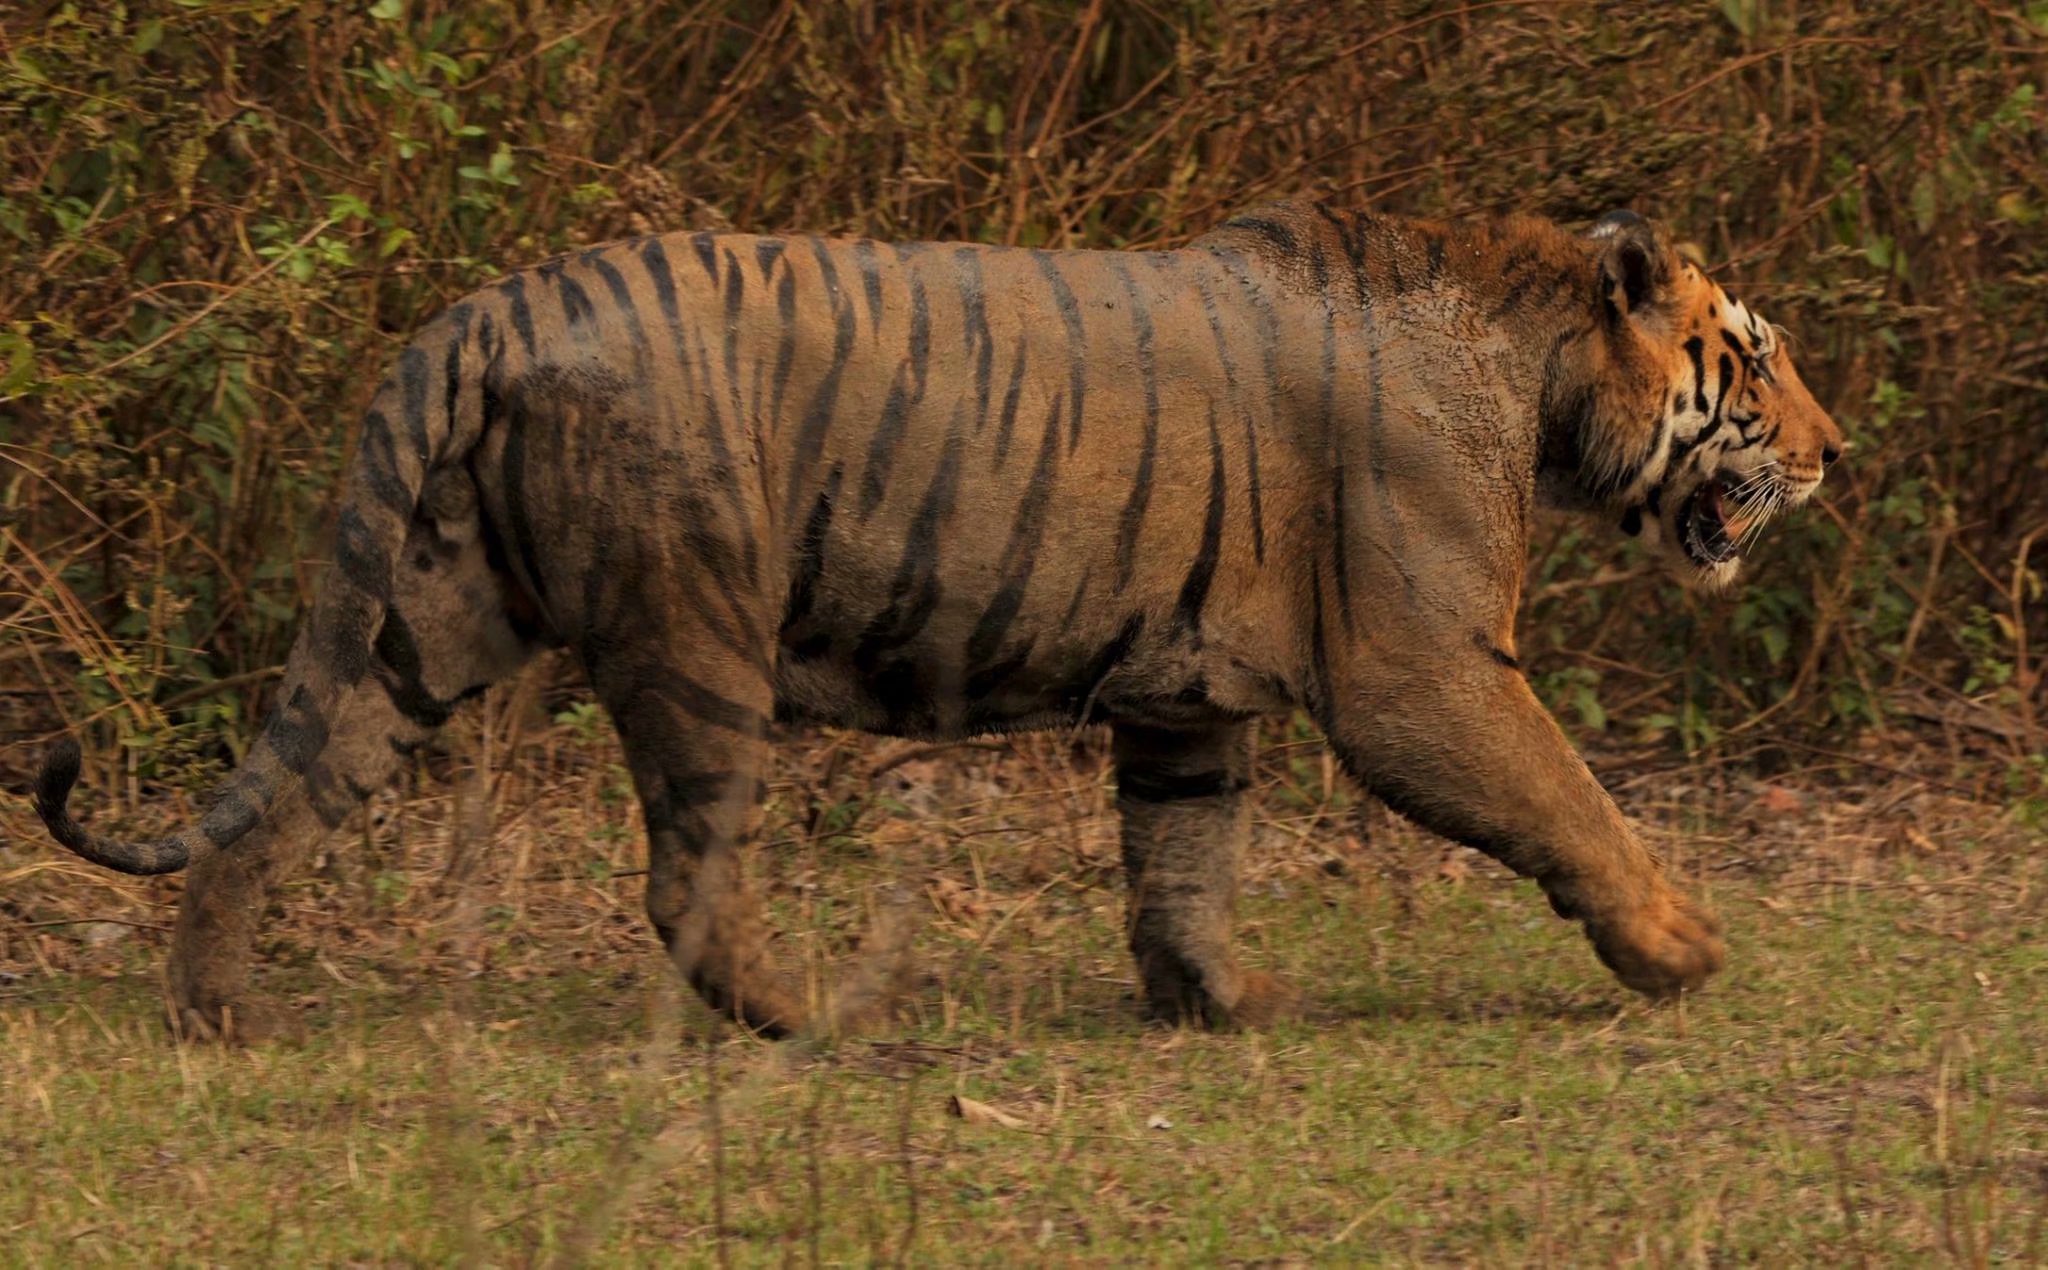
[4,675,2044,1263]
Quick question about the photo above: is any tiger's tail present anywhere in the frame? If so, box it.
[34,309,485,875]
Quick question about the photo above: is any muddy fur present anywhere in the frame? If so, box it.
[35,203,1844,1038]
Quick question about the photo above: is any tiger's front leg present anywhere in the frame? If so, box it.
[1322,645,1724,999]
[1113,721,1298,1028]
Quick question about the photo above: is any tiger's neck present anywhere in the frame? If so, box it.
[1203,203,1606,484]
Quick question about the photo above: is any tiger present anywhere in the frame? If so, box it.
[34,203,1845,1041]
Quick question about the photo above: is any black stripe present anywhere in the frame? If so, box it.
[1117,766,1245,803]
[964,394,1063,694]
[199,789,262,846]
[373,609,458,727]
[853,239,885,332]
[502,275,537,357]
[1314,235,1359,631]
[1173,402,1226,641]
[442,303,471,443]
[539,259,596,329]
[589,253,653,366]
[1031,252,1087,451]
[1057,567,1092,633]
[690,232,718,281]
[784,239,860,513]
[266,683,331,775]
[652,672,769,738]
[1225,215,1298,256]
[771,248,798,429]
[644,769,744,833]
[954,248,993,433]
[333,505,392,605]
[1685,336,1708,413]
[1307,568,1333,716]
[779,462,842,649]
[1492,275,1538,319]
[498,399,548,610]
[905,262,931,395]
[993,334,1028,468]
[853,423,965,671]
[859,366,918,520]
[720,247,746,428]
[1112,261,1158,594]
[304,761,355,830]
[1064,613,1145,717]
[1193,267,1263,564]
[1357,258,1410,598]
[1316,204,1371,307]
[398,345,431,464]
[856,268,930,519]
[639,233,746,582]
[640,238,682,328]
[356,411,412,518]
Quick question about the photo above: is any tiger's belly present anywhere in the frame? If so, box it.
[770,619,1296,741]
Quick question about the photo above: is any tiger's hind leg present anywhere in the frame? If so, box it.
[168,469,539,1042]
[1114,721,1298,1029]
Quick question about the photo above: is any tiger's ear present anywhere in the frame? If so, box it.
[1586,210,1673,323]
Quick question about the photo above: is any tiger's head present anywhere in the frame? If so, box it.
[1559,211,1846,593]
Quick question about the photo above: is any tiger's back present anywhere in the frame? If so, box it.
[478,235,1322,742]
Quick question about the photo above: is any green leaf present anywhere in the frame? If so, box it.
[1909,173,1937,233]
[326,192,375,221]
[131,19,164,55]
[1572,684,1608,732]
[0,330,37,397]
[487,142,519,185]
[369,0,404,20]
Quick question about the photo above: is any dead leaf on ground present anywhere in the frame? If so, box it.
[949,1095,1027,1129]
[1754,784,1808,816]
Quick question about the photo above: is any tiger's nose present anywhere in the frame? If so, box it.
[1821,443,1842,467]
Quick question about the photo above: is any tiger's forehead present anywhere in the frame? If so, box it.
[1685,262,1774,355]
[1718,291,1772,353]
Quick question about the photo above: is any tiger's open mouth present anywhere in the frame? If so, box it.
[1677,477,1741,567]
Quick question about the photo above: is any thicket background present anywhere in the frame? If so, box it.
[2,0,2044,801]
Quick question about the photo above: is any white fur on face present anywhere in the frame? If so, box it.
[1623,284,1786,503]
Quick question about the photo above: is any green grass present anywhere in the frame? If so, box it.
[7,863,2045,1265]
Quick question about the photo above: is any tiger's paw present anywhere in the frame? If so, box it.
[1587,888,1726,1000]
[1225,970,1304,1029]
[168,992,306,1047]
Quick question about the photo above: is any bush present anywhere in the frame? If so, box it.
[4,0,2044,789]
